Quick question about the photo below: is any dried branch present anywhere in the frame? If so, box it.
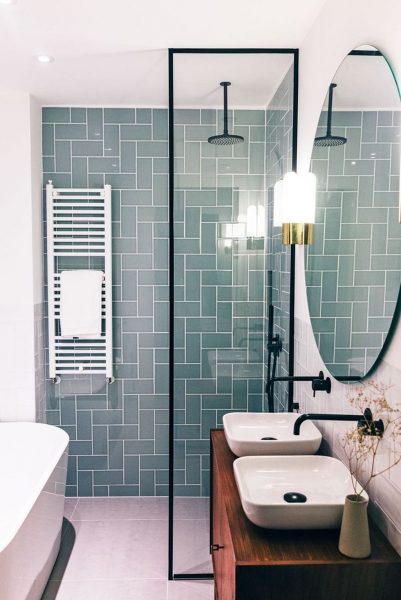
[340,380,401,500]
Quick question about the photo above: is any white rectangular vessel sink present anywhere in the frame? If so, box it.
[223,412,322,457]
[234,455,365,529]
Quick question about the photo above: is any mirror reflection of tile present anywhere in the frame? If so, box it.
[307,108,401,377]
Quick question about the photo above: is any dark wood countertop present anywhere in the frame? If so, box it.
[211,428,401,566]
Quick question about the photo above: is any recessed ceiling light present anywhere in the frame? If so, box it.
[36,55,54,64]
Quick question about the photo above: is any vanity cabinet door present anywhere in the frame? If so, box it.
[212,453,236,600]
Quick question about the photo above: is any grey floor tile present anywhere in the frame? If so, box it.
[173,519,212,574]
[174,497,209,519]
[52,519,168,581]
[168,580,214,600]
[43,579,167,600]
[72,497,168,521]
[44,498,214,599]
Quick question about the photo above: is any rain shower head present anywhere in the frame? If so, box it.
[314,83,347,147]
[208,82,244,146]
[313,134,347,147]
[208,132,244,145]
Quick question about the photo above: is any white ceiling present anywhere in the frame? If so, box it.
[0,0,328,106]
[174,54,294,108]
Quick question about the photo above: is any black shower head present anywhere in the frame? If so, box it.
[314,134,347,147]
[314,83,347,147]
[208,132,244,145]
[208,81,244,146]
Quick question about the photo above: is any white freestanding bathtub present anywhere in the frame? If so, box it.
[0,422,69,600]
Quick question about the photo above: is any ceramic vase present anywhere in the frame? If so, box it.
[338,493,371,559]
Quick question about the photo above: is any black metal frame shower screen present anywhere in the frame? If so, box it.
[168,47,299,580]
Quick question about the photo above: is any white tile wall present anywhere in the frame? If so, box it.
[295,315,401,554]
[0,92,44,422]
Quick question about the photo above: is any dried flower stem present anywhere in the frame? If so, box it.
[340,380,401,500]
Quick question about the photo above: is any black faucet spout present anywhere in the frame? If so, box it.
[293,409,384,436]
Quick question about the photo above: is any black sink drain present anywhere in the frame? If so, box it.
[283,492,307,503]
[260,437,277,440]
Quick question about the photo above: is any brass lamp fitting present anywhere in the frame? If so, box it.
[282,223,314,245]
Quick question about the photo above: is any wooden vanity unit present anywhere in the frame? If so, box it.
[210,429,401,600]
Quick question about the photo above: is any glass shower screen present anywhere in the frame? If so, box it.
[169,49,296,579]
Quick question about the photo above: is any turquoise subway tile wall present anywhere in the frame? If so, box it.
[306,109,401,376]
[42,106,270,497]
[265,67,294,412]
[43,107,169,497]
[173,107,266,496]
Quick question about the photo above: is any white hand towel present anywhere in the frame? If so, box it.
[60,270,104,338]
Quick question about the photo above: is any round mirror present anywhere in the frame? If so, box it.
[305,46,401,380]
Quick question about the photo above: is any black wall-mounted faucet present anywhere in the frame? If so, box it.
[293,408,384,436]
[311,373,331,397]
[266,370,331,411]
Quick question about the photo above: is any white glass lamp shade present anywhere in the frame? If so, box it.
[281,171,316,224]
[282,172,299,222]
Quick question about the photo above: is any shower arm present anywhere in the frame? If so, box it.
[326,83,336,137]
[223,83,229,135]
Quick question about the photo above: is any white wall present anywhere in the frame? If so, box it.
[0,92,43,421]
[296,0,401,553]
[30,96,44,306]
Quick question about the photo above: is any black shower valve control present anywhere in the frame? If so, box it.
[267,334,283,357]
[311,372,331,397]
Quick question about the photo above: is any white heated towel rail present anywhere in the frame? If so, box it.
[46,182,114,383]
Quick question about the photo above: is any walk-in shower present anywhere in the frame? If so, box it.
[168,48,298,580]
